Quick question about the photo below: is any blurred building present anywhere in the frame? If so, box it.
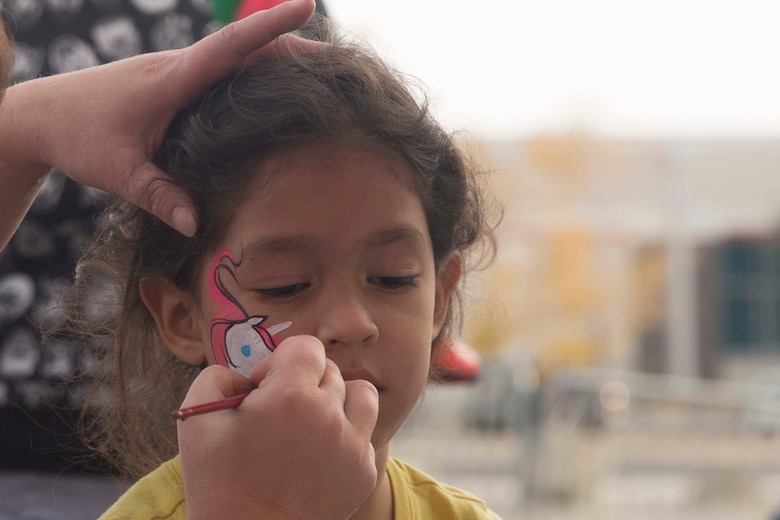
[462,136,780,383]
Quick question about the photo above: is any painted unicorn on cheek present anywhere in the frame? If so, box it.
[208,249,292,377]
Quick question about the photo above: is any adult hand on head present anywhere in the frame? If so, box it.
[0,0,318,250]
[178,336,379,520]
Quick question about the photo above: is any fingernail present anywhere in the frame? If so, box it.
[172,206,197,238]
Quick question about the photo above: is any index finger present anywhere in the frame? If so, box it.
[178,0,317,101]
[180,365,253,408]
[248,335,327,389]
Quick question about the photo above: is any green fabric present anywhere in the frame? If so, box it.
[210,0,242,25]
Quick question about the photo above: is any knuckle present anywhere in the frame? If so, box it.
[137,51,179,85]
[285,335,325,361]
[152,52,177,75]
[136,175,171,220]
[324,358,340,373]
[216,22,239,46]
[276,384,316,412]
[199,364,229,381]
[191,365,230,392]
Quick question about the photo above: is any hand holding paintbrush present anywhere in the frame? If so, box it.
[176,338,379,520]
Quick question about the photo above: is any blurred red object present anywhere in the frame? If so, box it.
[235,0,286,20]
[433,338,481,382]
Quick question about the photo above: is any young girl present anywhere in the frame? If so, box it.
[65,27,500,520]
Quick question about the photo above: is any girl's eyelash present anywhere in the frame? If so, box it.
[255,276,418,299]
[369,276,419,289]
[255,283,310,299]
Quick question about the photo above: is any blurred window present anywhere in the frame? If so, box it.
[718,239,780,353]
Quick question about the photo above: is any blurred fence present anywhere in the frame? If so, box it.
[392,363,780,519]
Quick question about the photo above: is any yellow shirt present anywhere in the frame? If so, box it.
[386,457,501,519]
[99,456,500,519]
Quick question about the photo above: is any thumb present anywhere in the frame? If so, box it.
[123,161,198,237]
[343,379,379,441]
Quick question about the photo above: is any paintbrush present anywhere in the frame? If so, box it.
[172,391,251,420]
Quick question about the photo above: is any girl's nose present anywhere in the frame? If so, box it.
[315,295,379,350]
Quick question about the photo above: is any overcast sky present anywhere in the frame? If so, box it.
[328,0,780,139]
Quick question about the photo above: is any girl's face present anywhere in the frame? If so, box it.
[194,139,458,450]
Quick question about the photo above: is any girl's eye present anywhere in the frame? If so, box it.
[255,283,310,299]
[368,276,419,290]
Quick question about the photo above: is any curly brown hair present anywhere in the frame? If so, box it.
[0,11,13,98]
[61,34,499,480]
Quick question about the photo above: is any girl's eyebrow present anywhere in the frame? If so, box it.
[241,226,427,259]
[243,235,323,257]
[366,226,427,250]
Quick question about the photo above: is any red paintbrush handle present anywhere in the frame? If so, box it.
[172,391,251,420]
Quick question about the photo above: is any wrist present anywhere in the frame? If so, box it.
[0,80,55,183]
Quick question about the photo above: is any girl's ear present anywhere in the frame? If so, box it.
[432,253,463,339]
[139,276,207,366]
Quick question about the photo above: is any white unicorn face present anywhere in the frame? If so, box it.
[224,317,293,376]
[224,317,271,377]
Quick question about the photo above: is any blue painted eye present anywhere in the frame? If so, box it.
[240,345,251,357]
